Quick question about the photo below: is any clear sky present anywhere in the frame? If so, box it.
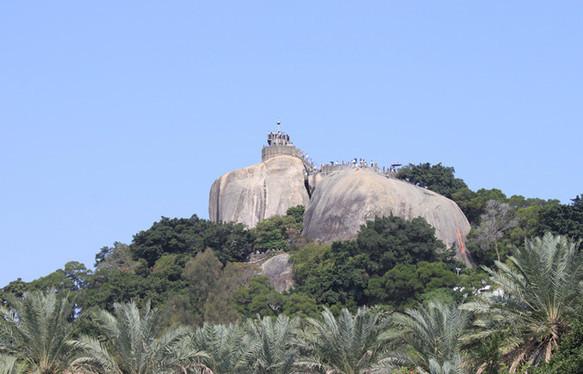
[1,1,582,287]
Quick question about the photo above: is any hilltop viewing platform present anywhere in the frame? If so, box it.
[261,128,316,171]
[261,140,305,162]
[318,160,400,178]
[261,126,400,178]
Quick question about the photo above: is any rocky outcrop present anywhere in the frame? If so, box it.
[259,253,294,292]
[209,130,472,250]
[209,155,309,228]
[303,168,471,247]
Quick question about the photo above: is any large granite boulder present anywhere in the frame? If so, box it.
[209,155,309,228]
[303,168,470,247]
[259,253,294,292]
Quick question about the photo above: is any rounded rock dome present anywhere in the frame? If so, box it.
[209,155,310,228]
[302,167,470,247]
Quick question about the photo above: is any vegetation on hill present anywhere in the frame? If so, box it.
[1,162,582,373]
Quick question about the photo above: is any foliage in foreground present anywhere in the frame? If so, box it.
[535,305,583,373]
[463,234,583,372]
[71,300,199,374]
[0,355,19,374]
[2,233,583,373]
[297,307,397,373]
[389,301,469,372]
[0,291,78,373]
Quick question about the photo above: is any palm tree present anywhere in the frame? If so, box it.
[297,307,398,374]
[462,234,583,372]
[422,357,465,374]
[240,314,300,374]
[187,323,245,374]
[388,301,469,373]
[0,290,78,373]
[71,300,199,374]
[0,355,19,374]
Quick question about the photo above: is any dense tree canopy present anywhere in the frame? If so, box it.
[396,162,468,199]
[537,194,583,241]
[130,215,254,266]
[292,216,466,309]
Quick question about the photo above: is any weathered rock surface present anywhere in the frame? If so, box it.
[303,168,471,247]
[209,155,309,228]
[259,253,294,292]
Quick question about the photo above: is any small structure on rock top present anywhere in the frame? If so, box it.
[262,122,306,163]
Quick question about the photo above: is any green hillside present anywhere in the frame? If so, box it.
[1,163,582,373]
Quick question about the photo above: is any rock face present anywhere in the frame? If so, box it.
[209,129,472,250]
[303,168,471,247]
[209,155,309,228]
[259,253,294,292]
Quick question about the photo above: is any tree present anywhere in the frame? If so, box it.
[71,300,198,374]
[423,357,465,374]
[180,250,223,323]
[452,188,508,225]
[508,201,552,248]
[202,222,255,263]
[388,301,469,372]
[165,250,223,325]
[537,195,583,243]
[293,242,368,308]
[463,234,583,372]
[464,333,504,374]
[95,242,137,272]
[285,205,305,226]
[63,261,92,290]
[151,254,186,281]
[284,205,306,246]
[290,243,330,287]
[77,266,181,312]
[470,200,518,263]
[253,217,290,252]
[234,276,285,318]
[534,305,583,373]
[0,290,78,373]
[22,261,92,293]
[280,292,319,319]
[203,262,256,324]
[295,216,444,307]
[0,355,19,374]
[370,262,458,308]
[355,216,444,275]
[368,264,421,306]
[251,207,306,253]
[131,216,209,266]
[131,215,254,266]
[0,279,26,302]
[240,314,300,374]
[234,276,319,319]
[187,323,245,374]
[396,163,468,199]
[297,307,397,373]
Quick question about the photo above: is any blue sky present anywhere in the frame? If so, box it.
[1,1,582,287]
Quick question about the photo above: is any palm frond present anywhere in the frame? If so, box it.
[388,301,469,372]
[297,307,394,373]
[462,234,583,372]
[72,300,195,374]
[0,290,77,373]
[0,355,19,374]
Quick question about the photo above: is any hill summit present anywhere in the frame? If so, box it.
[209,126,470,248]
